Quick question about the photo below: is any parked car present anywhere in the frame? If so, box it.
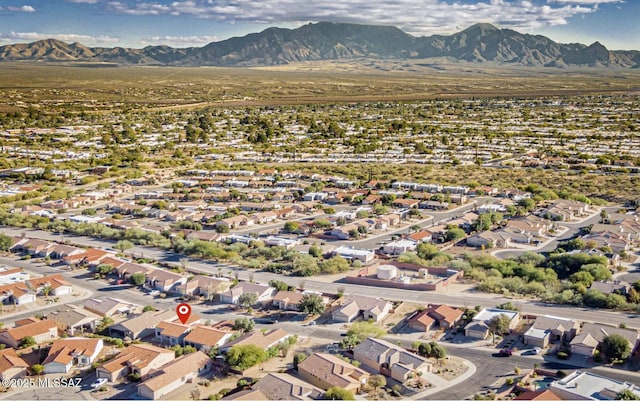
[91,378,108,388]
[498,348,513,357]
[148,290,160,296]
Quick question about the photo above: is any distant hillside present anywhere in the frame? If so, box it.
[0,22,638,68]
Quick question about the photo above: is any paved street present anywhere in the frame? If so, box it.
[1,227,637,329]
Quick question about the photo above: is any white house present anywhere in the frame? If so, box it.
[43,338,104,373]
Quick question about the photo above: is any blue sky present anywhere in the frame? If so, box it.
[0,0,637,50]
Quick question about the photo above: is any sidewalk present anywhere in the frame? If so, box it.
[410,357,476,399]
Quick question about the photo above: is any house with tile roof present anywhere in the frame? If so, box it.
[43,338,103,373]
[353,337,431,383]
[298,353,369,394]
[251,373,324,401]
[137,351,212,400]
[0,282,35,305]
[154,322,191,346]
[0,318,58,348]
[96,343,174,383]
[514,388,565,400]
[272,291,305,311]
[331,295,391,323]
[64,248,112,267]
[408,304,464,333]
[26,274,72,296]
[183,325,232,351]
[0,348,29,380]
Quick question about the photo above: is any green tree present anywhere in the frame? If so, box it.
[602,334,631,361]
[342,322,386,348]
[319,256,350,274]
[431,344,447,360]
[298,293,326,315]
[325,387,355,400]
[226,344,267,370]
[418,342,432,357]
[616,389,640,400]
[487,314,511,344]
[445,226,465,242]
[293,254,320,276]
[0,233,14,251]
[31,364,44,375]
[142,305,156,312]
[237,292,258,308]
[130,272,146,286]
[115,239,134,252]
[283,221,300,233]
[495,302,518,311]
[368,375,386,393]
[308,245,323,258]
[96,264,114,276]
[233,317,255,333]
[416,243,439,260]
[269,280,291,292]
[19,336,36,348]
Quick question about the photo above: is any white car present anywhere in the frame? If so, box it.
[533,347,543,354]
[91,378,108,388]
[148,290,160,296]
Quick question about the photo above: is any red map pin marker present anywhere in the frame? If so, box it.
[176,303,192,324]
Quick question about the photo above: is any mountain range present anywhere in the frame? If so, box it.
[0,22,639,68]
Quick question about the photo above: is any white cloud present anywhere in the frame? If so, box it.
[103,0,601,36]
[548,0,623,3]
[6,5,35,12]
[67,0,102,3]
[0,32,120,45]
[139,35,219,46]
